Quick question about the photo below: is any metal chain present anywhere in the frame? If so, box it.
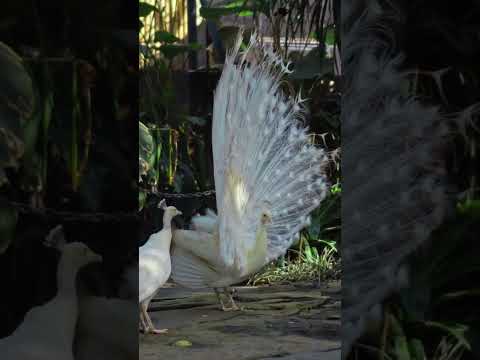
[7,189,216,221]
[9,201,139,222]
[148,189,216,199]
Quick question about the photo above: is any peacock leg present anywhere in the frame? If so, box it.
[224,287,241,311]
[214,287,229,311]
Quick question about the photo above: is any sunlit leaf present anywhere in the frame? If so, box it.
[200,5,254,20]
[159,43,203,60]
[139,2,157,17]
[155,31,180,44]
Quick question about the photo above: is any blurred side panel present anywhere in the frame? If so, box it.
[0,1,138,359]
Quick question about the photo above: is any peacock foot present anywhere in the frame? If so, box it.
[221,303,240,311]
[214,287,243,311]
[224,288,243,311]
[144,327,168,334]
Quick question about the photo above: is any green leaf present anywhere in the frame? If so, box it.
[0,42,34,186]
[159,44,189,60]
[325,27,336,46]
[457,199,480,219]
[408,338,426,360]
[304,240,313,262]
[159,43,203,60]
[139,190,147,212]
[139,2,157,17]
[393,336,411,360]
[139,121,154,180]
[155,31,180,44]
[225,1,254,16]
[200,5,253,20]
[331,183,341,194]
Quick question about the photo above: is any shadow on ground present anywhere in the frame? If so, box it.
[140,281,341,360]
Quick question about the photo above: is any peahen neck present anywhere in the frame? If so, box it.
[51,252,85,349]
[57,254,83,298]
[146,212,174,252]
[162,212,174,231]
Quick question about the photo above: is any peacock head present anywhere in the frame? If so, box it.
[259,201,273,226]
[158,198,183,221]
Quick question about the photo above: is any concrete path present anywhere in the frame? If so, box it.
[140,281,341,360]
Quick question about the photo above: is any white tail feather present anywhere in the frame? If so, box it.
[212,31,329,272]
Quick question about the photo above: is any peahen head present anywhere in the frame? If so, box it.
[63,242,103,268]
[158,199,183,223]
[44,225,102,268]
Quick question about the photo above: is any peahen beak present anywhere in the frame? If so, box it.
[91,252,103,263]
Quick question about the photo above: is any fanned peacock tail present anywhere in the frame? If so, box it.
[342,2,452,357]
[212,31,329,272]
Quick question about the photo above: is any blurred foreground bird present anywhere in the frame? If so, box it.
[171,31,329,310]
[341,3,451,358]
[75,296,137,360]
[0,225,102,360]
[139,199,182,333]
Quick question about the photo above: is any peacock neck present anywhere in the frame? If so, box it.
[245,225,269,275]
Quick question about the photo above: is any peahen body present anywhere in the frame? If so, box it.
[171,31,329,310]
[0,225,102,360]
[138,199,182,333]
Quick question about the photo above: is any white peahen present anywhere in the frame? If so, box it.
[0,225,102,360]
[139,199,182,334]
[170,31,329,310]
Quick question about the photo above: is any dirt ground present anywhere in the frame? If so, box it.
[140,281,341,360]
